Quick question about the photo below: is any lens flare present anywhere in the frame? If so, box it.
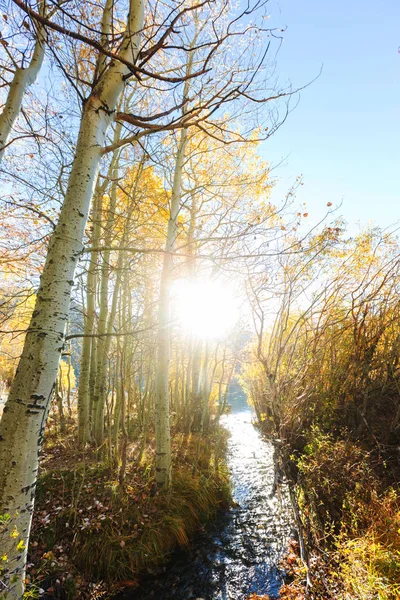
[172,278,239,339]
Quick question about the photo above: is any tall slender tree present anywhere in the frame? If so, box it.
[0,0,46,162]
[0,1,144,595]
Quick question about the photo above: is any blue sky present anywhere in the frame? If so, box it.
[261,0,400,233]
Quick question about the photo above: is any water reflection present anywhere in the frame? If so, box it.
[120,388,292,600]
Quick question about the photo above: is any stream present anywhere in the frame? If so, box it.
[120,390,293,599]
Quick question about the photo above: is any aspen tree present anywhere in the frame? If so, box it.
[77,136,127,446]
[154,27,197,485]
[0,0,46,162]
[154,125,188,486]
[92,160,120,445]
[0,0,144,595]
[76,186,102,446]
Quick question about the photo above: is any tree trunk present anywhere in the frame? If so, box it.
[77,188,102,445]
[153,28,198,485]
[0,2,144,595]
[66,346,72,419]
[0,1,46,161]
[191,338,203,430]
[55,377,66,434]
[92,164,119,445]
[154,126,188,486]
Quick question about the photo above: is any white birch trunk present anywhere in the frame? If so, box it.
[0,2,144,596]
[92,167,119,445]
[154,127,188,486]
[77,189,102,445]
[191,337,203,429]
[153,24,199,485]
[93,238,125,445]
[184,195,198,430]
[94,156,142,446]
[0,2,46,162]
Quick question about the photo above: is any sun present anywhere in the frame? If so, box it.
[172,278,240,340]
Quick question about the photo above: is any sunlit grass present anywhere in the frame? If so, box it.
[28,428,231,592]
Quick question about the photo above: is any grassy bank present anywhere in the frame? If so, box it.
[274,429,400,600]
[24,426,231,599]
[240,231,400,599]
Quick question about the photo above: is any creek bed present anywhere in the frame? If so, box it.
[119,403,294,600]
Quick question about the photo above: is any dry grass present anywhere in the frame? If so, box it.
[26,426,231,598]
[280,432,400,599]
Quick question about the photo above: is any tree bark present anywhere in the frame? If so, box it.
[77,188,102,445]
[154,126,188,486]
[92,161,119,445]
[0,1,144,596]
[0,1,46,162]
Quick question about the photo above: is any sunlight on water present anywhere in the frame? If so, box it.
[121,386,293,600]
[213,399,293,599]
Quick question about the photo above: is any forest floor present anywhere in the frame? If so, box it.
[26,410,400,600]
[24,419,231,600]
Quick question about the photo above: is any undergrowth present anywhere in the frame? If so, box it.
[280,430,400,599]
[25,427,230,599]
